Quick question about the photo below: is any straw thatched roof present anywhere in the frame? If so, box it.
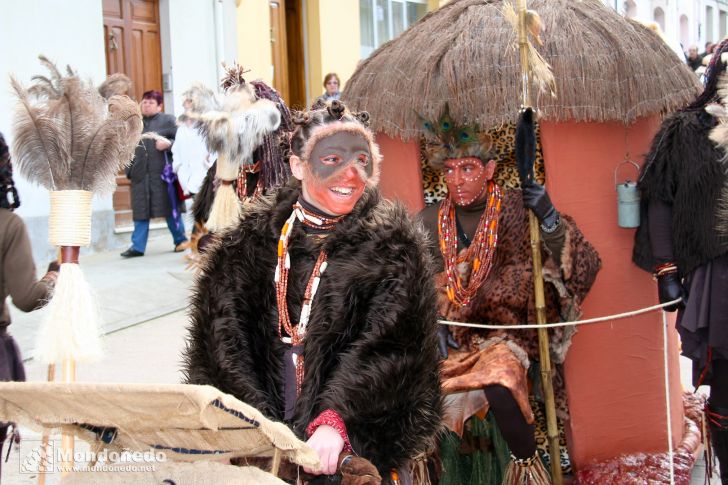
[343,0,701,140]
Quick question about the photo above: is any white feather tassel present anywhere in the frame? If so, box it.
[35,263,103,364]
[206,182,242,232]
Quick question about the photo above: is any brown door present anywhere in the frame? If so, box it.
[270,0,289,103]
[284,0,306,110]
[103,0,163,228]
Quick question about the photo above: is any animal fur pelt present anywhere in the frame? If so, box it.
[97,73,132,99]
[183,184,443,474]
[633,108,728,275]
[11,55,142,194]
[706,71,728,237]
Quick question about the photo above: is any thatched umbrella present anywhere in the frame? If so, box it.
[343,0,700,139]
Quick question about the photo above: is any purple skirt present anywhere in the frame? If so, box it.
[677,253,728,386]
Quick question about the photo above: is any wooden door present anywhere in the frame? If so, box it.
[103,0,163,228]
[284,0,306,110]
[270,0,289,103]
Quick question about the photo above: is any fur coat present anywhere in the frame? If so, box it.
[633,109,728,275]
[183,185,443,474]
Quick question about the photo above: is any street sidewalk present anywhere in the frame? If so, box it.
[8,233,195,363]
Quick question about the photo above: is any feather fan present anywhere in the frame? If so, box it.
[11,55,142,194]
[9,55,143,366]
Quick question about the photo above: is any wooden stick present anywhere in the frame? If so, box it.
[60,358,76,475]
[516,0,562,483]
[37,364,56,484]
[270,448,282,477]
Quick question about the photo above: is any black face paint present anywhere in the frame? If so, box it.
[307,132,372,182]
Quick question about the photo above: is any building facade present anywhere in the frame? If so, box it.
[604,0,728,52]
[0,0,238,263]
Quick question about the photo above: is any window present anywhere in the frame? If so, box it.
[707,6,715,42]
[360,0,428,58]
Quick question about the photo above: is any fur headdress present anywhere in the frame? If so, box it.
[419,105,495,168]
[290,99,382,186]
[194,63,282,231]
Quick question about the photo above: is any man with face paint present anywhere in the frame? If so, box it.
[184,100,442,483]
[417,114,601,483]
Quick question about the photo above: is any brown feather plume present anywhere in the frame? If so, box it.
[11,55,142,194]
[98,73,133,99]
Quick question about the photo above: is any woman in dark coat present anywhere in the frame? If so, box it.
[183,101,442,483]
[121,90,187,257]
[634,38,728,484]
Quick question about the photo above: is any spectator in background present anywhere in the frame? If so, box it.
[701,41,716,62]
[687,45,703,72]
[121,90,188,258]
[171,97,214,199]
[0,132,58,477]
[317,73,341,103]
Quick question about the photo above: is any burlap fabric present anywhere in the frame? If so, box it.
[0,382,319,470]
[60,461,287,485]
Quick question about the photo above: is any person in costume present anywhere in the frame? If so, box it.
[633,38,728,484]
[189,69,293,256]
[417,110,601,483]
[0,132,59,477]
[183,100,442,482]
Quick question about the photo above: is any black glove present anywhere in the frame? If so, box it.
[522,182,559,228]
[515,107,536,187]
[47,260,60,273]
[437,325,460,359]
[657,272,686,312]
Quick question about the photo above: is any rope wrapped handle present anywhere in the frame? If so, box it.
[49,190,93,247]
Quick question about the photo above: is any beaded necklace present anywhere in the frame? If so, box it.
[275,201,343,393]
[236,162,264,201]
[438,181,502,307]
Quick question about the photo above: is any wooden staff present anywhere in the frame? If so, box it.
[516,0,562,483]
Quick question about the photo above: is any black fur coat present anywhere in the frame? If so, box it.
[633,109,728,274]
[183,185,442,473]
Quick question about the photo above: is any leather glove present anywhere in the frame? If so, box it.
[437,325,460,359]
[515,107,536,187]
[657,272,686,312]
[522,182,560,228]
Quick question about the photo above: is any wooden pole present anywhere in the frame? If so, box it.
[37,364,56,484]
[516,0,562,483]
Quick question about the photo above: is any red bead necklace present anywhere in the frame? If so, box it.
[275,202,342,394]
[438,181,502,307]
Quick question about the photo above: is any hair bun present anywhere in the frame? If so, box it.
[354,111,370,126]
[328,100,346,120]
[291,110,311,126]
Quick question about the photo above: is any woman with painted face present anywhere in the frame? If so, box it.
[183,100,442,483]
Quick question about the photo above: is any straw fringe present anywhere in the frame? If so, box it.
[343,0,701,140]
[502,453,552,484]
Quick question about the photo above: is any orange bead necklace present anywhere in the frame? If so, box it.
[438,181,502,307]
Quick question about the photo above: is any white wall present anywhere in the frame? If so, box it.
[160,0,238,116]
[0,0,110,219]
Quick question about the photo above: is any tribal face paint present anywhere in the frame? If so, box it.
[300,131,371,216]
[443,157,491,207]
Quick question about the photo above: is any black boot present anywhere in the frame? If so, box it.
[707,403,728,484]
